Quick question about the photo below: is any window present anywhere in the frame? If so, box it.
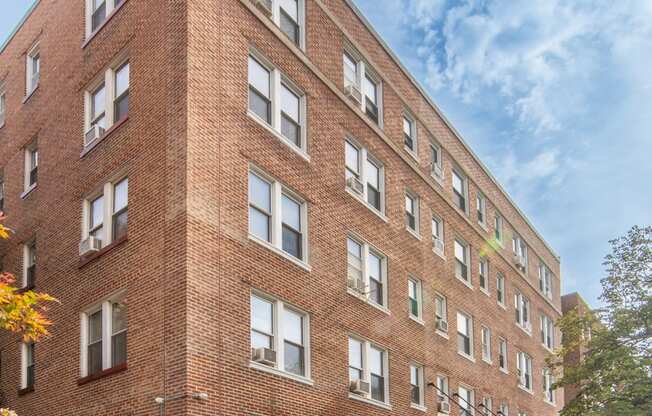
[477,193,487,226]
[498,337,507,372]
[499,403,509,416]
[540,314,555,350]
[431,215,444,256]
[84,57,129,147]
[0,83,6,127]
[429,141,443,178]
[516,351,533,391]
[543,368,556,403]
[82,177,129,250]
[410,364,425,408]
[479,257,489,292]
[248,169,308,263]
[20,342,35,390]
[494,214,503,243]
[23,241,36,289]
[405,192,419,234]
[86,0,125,36]
[408,277,422,321]
[248,53,307,152]
[481,326,491,362]
[250,292,309,378]
[518,411,528,416]
[435,293,448,333]
[497,273,506,306]
[276,0,304,47]
[539,263,553,300]
[514,291,531,332]
[348,337,388,404]
[347,236,387,308]
[452,169,468,213]
[512,234,528,273]
[436,375,449,405]
[0,175,5,212]
[458,386,475,416]
[345,139,384,213]
[403,115,416,154]
[457,312,473,358]
[80,293,127,378]
[482,397,493,416]
[454,239,470,284]
[26,43,40,95]
[23,144,38,192]
[342,49,383,126]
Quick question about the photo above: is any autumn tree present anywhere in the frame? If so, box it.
[549,225,652,415]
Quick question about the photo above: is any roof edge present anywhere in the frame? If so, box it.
[344,0,560,261]
[0,0,41,54]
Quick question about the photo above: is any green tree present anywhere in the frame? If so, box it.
[549,225,652,415]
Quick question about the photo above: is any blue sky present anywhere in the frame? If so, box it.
[3,1,651,307]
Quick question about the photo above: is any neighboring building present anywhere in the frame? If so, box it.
[561,292,594,407]
[0,0,563,415]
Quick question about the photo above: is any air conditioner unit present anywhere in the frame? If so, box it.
[79,236,102,255]
[438,401,451,414]
[433,238,444,254]
[252,0,272,16]
[346,177,364,195]
[513,253,526,270]
[344,84,362,105]
[430,162,442,178]
[524,321,532,332]
[347,277,365,294]
[252,347,276,365]
[349,379,371,395]
[85,124,105,146]
[436,319,449,333]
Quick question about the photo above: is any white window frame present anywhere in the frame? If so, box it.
[514,291,532,334]
[403,112,417,156]
[479,257,489,294]
[481,326,492,363]
[22,240,36,288]
[482,397,493,416]
[452,168,469,215]
[512,234,529,274]
[539,262,553,300]
[346,234,388,311]
[23,143,38,194]
[436,374,449,405]
[516,351,533,392]
[81,175,129,249]
[435,292,448,336]
[429,140,443,180]
[497,273,506,307]
[540,313,555,351]
[248,51,308,157]
[458,385,475,416]
[248,166,309,267]
[431,214,445,257]
[543,368,556,404]
[457,311,474,360]
[454,238,471,286]
[79,291,127,378]
[269,0,306,50]
[249,291,311,382]
[494,213,504,245]
[408,276,423,323]
[342,47,384,127]
[404,191,420,237]
[348,336,390,407]
[499,403,509,416]
[25,42,40,96]
[20,341,35,390]
[344,137,385,215]
[85,0,126,38]
[498,337,508,373]
[476,192,487,228]
[0,82,6,128]
[83,53,130,147]
[409,363,426,410]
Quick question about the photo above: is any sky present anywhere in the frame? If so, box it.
[2,1,651,307]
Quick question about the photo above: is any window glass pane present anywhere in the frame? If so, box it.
[281,84,300,122]
[92,85,106,118]
[371,374,385,401]
[369,346,383,375]
[89,310,102,343]
[282,226,302,258]
[251,331,271,349]
[405,195,414,213]
[92,0,106,31]
[90,195,104,229]
[368,252,381,282]
[343,53,357,85]
[281,195,301,231]
[284,341,304,375]
[453,171,463,193]
[283,309,303,345]
[279,0,298,21]
[403,118,412,137]
[248,57,270,98]
[347,238,362,262]
[112,331,127,366]
[366,160,379,189]
[112,302,127,333]
[248,173,271,212]
[348,338,362,369]
[345,142,359,175]
[364,76,377,104]
[457,313,468,334]
[113,178,128,213]
[115,62,129,97]
[251,295,273,334]
[455,241,465,261]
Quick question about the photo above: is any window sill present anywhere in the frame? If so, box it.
[410,403,427,412]
[248,234,311,272]
[499,368,509,375]
[456,276,474,290]
[457,352,476,363]
[404,146,419,163]
[20,184,37,200]
[480,287,490,297]
[0,122,5,130]
[516,324,532,337]
[16,283,36,294]
[498,302,507,310]
[82,0,129,48]
[246,110,310,163]
[347,288,390,315]
[544,400,557,407]
[433,248,445,260]
[478,221,489,233]
[517,385,534,396]
[249,361,314,386]
[18,386,34,396]
[435,330,449,340]
[542,344,554,353]
[78,234,128,268]
[22,85,39,104]
[345,187,388,223]
[430,171,444,187]
[409,314,425,326]
[406,227,422,241]
[482,358,493,365]
[80,116,129,158]
[78,362,127,385]
[348,393,392,411]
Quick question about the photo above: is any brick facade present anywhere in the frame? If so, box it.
[0,1,563,415]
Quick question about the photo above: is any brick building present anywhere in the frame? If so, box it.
[0,0,563,415]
